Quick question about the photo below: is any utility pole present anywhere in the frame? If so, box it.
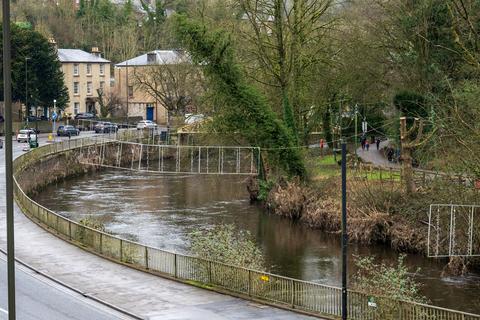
[3,0,17,318]
[341,141,348,320]
[125,59,129,126]
[354,104,358,155]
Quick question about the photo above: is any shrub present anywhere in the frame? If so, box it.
[189,224,265,270]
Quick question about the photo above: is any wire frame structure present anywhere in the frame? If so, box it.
[428,204,480,258]
[77,138,261,176]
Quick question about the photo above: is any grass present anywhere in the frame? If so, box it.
[306,154,401,182]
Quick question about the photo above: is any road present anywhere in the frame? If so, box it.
[0,253,129,320]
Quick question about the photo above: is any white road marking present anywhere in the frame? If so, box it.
[0,307,7,314]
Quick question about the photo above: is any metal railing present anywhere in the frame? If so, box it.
[12,137,480,320]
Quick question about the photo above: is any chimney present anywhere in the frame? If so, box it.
[147,52,157,64]
[48,37,57,51]
[91,47,101,58]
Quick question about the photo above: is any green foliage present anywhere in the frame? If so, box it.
[257,179,274,201]
[353,255,426,304]
[173,15,306,178]
[189,224,265,270]
[393,91,427,118]
[0,24,68,110]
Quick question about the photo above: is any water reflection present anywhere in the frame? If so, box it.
[34,170,480,313]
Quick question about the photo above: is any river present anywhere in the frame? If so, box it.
[33,169,480,313]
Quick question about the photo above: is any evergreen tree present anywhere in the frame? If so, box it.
[0,24,68,111]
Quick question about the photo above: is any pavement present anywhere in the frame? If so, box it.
[0,133,317,319]
[356,140,400,169]
[0,252,129,320]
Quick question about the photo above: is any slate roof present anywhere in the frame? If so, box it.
[58,49,110,63]
[116,50,189,67]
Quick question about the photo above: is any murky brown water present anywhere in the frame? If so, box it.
[34,170,480,313]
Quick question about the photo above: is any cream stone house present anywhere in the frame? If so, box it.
[114,50,189,125]
[58,48,111,117]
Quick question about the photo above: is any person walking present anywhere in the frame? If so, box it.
[376,138,381,150]
[361,136,366,151]
[365,140,370,151]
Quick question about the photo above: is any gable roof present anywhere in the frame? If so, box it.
[58,49,110,63]
[116,50,189,67]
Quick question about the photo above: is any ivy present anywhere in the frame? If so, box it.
[173,15,306,178]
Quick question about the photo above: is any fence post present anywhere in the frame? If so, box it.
[120,239,123,261]
[248,269,252,297]
[100,233,103,255]
[68,221,72,241]
[145,246,149,269]
[174,254,178,278]
[291,279,295,308]
[56,215,59,234]
[208,260,212,284]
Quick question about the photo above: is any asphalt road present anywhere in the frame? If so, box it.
[0,254,129,320]
[1,132,130,320]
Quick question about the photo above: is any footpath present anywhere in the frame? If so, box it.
[356,140,400,169]
[0,137,315,320]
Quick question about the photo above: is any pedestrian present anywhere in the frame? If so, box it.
[376,138,380,150]
[366,140,370,151]
[361,136,366,150]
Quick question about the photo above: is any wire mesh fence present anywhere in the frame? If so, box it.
[11,136,480,320]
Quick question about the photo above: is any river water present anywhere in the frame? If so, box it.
[34,170,480,313]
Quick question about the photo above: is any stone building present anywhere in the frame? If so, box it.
[58,48,111,117]
[114,50,189,124]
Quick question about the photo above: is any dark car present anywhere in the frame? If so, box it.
[75,112,96,120]
[94,122,118,133]
[57,125,80,136]
[25,115,39,122]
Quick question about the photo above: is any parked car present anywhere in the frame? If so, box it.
[25,115,40,122]
[75,112,96,120]
[16,129,37,143]
[136,120,158,130]
[94,122,118,133]
[57,125,80,136]
[184,114,205,125]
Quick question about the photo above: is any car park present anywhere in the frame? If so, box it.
[136,120,158,130]
[16,129,37,143]
[57,125,80,136]
[94,122,118,133]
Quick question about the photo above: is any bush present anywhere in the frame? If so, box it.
[352,254,426,303]
[189,224,265,270]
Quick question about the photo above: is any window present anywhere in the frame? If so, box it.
[73,82,79,95]
[128,85,133,97]
[86,63,92,75]
[74,102,80,115]
[99,81,105,92]
[100,64,105,75]
[87,82,92,95]
[73,64,79,76]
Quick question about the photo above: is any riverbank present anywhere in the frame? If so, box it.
[250,172,480,276]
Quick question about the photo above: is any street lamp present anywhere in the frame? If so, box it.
[3,0,17,318]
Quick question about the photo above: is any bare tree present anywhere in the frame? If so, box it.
[97,89,123,118]
[238,0,335,142]
[132,61,205,120]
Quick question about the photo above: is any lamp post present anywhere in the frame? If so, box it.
[341,141,348,320]
[125,58,129,127]
[3,0,17,318]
